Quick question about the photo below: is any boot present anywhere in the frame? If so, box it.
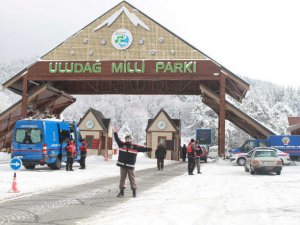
[117,190,124,197]
[197,170,201,174]
[132,190,136,198]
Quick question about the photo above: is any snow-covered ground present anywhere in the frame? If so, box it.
[77,160,300,225]
[1,152,300,225]
[0,152,174,202]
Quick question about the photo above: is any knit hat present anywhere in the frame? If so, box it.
[125,135,132,140]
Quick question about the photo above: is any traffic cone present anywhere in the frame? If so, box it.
[8,172,20,193]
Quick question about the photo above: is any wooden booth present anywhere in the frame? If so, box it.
[78,108,112,157]
[146,109,181,160]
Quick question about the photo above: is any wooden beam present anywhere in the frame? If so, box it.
[21,75,28,118]
[219,73,226,158]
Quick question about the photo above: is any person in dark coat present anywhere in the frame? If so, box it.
[181,144,187,162]
[195,142,203,174]
[155,143,167,171]
[113,127,152,198]
[187,139,196,175]
[79,138,88,169]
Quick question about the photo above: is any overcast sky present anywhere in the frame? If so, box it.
[1,0,299,87]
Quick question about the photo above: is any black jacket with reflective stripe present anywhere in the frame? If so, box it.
[114,133,151,169]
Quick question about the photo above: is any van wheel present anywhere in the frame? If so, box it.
[24,165,35,169]
[49,158,61,170]
[237,157,246,166]
[276,171,281,175]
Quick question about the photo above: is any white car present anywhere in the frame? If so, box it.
[269,148,291,165]
[244,148,282,175]
[208,145,218,159]
[230,147,291,166]
[230,152,248,166]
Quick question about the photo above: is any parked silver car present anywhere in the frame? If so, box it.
[232,147,291,166]
[244,148,282,175]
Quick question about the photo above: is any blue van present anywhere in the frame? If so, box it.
[11,119,82,169]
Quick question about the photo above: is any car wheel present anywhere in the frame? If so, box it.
[250,166,255,175]
[237,157,246,166]
[276,171,281,175]
[24,164,35,169]
[244,166,249,172]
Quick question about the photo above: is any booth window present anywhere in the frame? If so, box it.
[158,136,166,145]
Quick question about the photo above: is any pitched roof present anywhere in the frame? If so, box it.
[78,108,111,132]
[2,1,249,102]
[146,108,180,131]
[287,117,300,135]
[287,117,300,126]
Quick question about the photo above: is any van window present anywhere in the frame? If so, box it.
[258,142,267,147]
[241,141,256,153]
[15,128,42,144]
[78,132,83,142]
[60,130,70,143]
[70,132,75,141]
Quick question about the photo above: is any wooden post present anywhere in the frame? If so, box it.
[2,112,12,148]
[98,131,101,156]
[218,119,220,156]
[21,76,28,118]
[104,133,108,160]
[219,73,226,158]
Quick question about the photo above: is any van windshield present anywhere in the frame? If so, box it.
[15,128,42,144]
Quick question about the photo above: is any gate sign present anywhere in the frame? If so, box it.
[196,129,212,145]
[10,157,22,171]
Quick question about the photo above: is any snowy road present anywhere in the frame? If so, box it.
[0,163,186,225]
